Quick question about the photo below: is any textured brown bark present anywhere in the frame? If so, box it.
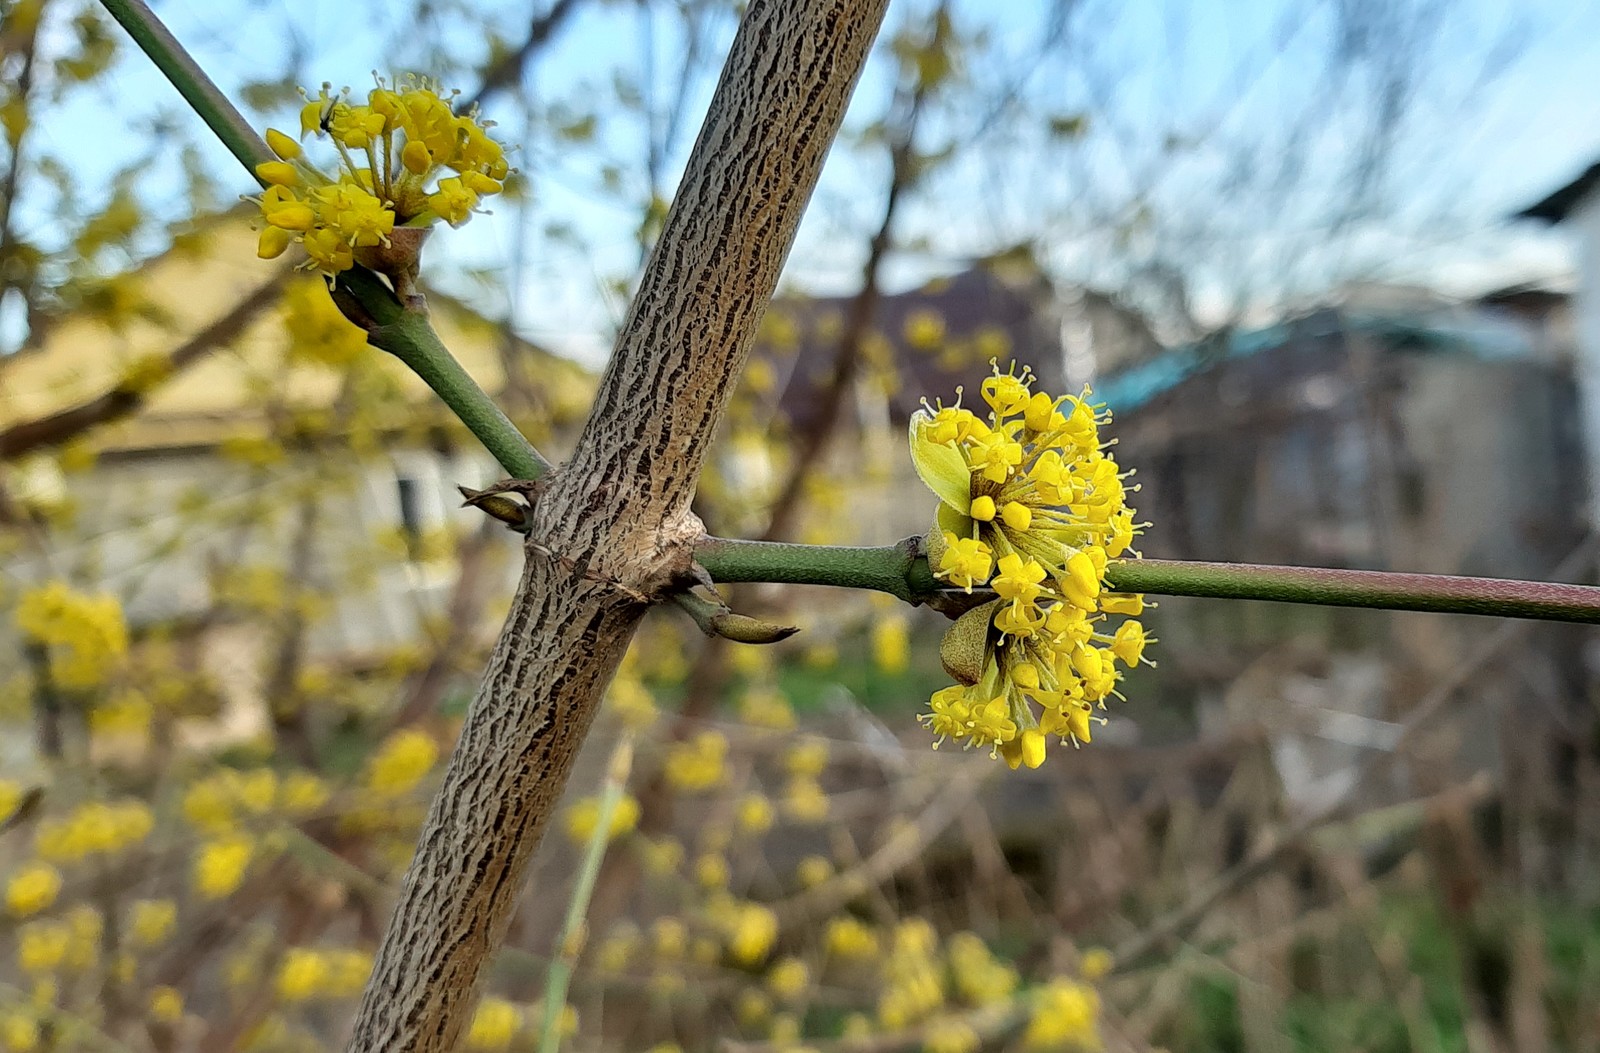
[344,3,889,1050]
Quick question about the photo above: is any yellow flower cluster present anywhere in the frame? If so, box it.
[282,276,367,367]
[363,728,440,797]
[253,77,509,273]
[182,767,281,832]
[1022,978,1102,1050]
[563,793,641,844]
[194,834,255,899]
[663,730,728,791]
[34,799,153,863]
[14,581,127,690]
[5,862,61,918]
[274,946,373,1002]
[910,363,1153,768]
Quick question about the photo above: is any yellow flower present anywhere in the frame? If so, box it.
[148,986,184,1023]
[466,997,522,1050]
[796,855,832,888]
[0,780,24,826]
[1079,947,1113,981]
[564,794,641,844]
[924,1017,981,1053]
[5,863,60,917]
[16,920,69,974]
[0,1009,39,1051]
[1022,978,1101,1050]
[364,729,440,797]
[130,900,177,946]
[276,947,330,1001]
[695,853,730,889]
[784,737,829,777]
[936,534,993,592]
[195,835,255,899]
[766,957,810,1001]
[736,793,775,835]
[872,614,911,674]
[724,902,778,966]
[663,731,727,791]
[783,778,829,823]
[824,917,879,961]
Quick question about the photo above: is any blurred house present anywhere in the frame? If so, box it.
[1,213,593,662]
[1097,292,1590,816]
[1517,159,1600,524]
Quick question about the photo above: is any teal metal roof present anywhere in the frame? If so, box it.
[1093,309,1537,415]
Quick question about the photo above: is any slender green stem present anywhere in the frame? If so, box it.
[693,536,940,602]
[538,737,633,1053]
[693,536,1600,624]
[98,0,274,177]
[1104,558,1600,622]
[367,300,550,479]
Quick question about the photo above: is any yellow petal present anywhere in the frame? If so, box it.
[256,226,292,259]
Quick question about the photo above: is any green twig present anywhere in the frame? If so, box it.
[538,736,633,1053]
[693,536,940,602]
[693,536,1600,624]
[98,0,274,177]
[366,300,550,479]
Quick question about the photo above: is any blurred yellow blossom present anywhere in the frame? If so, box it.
[873,613,912,673]
[1022,978,1101,1050]
[17,920,69,975]
[824,917,880,962]
[736,793,775,835]
[738,687,796,731]
[564,794,641,844]
[723,902,778,966]
[276,947,330,1001]
[148,986,184,1024]
[195,835,255,899]
[663,730,728,791]
[767,957,810,1001]
[796,855,832,888]
[784,737,829,777]
[35,799,152,862]
[5,862,61,917]
[364,729,440,797]
[924,1017,981,1053]
[1079,947,1113,981]
[14,581,127,689]
[694,853,730,889]
[0,1010,39,1052]
[466,997,522,1050]
[0,779,23,825]
[130,899,176,946]
[783,778,829,823]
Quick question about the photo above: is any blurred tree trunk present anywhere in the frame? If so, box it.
[343,3,889,1050]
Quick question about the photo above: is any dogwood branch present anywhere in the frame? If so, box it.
[692,537,1600,624]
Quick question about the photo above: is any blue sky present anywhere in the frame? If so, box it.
[17,0,1600,363]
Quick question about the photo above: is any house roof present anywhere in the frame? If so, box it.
[1514,159,1600,224]
[0,213,595,454]
[1093,306,1541,416]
